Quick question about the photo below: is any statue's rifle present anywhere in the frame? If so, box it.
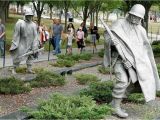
[18,47,44,58]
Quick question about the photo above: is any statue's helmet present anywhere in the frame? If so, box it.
[129,4,145,19]
[25,9,34,16]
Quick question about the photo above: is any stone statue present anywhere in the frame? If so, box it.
[103,4,160,118]
[10,9,39,74]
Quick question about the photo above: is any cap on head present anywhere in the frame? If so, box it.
[25,9,34,16]
[129,4,145,19]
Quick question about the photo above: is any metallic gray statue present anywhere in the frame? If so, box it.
[10,9,39,74]
[103,4,160,118]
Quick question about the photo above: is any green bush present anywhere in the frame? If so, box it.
[0,77,31,94]
[30,70,65,88]
[75,74,100,85]
[152,41,160,45]
[98,49,104,58]
[16,67,27,73]
[152,45,160,57]
[157,64,160,77]
[157,91,160,97]
[22,93,113,119]
[80,81,114,103]
[54,53,92,67]
[53,59,75,67]
[79,53,93,60]
[127,93,145,104]
[98,66,111,74]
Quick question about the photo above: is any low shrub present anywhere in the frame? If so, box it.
[98,66,111,74]
[98,49,104,58]
[127,93,145,104]
[16,67,27,73]
[157,64,160,77]
[80,81,114,103]
[75,74,100,85]
[0,77,31,94]
[152,41,160,45]
[157,91,160,97]
[152,45,160,57]
[54,53,92,67]
[22,93,113,119]
[53,59,75,67]
[79,53,92,60]
[30,70,65,88]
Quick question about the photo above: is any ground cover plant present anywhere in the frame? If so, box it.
[30,70,65,88]
[80,81,114,103]
[22,93,113,119]
[0,77,31,94]
[52,53,93,67]
[98,65,111,74]
[74,73,100,85]
[127,93,145,104]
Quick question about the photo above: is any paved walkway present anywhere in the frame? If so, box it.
[0,45,104,68]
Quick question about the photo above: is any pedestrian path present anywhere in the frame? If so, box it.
[0,45,104,68]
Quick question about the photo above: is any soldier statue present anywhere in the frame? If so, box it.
[10,9,39,74]
[103,4,160,118]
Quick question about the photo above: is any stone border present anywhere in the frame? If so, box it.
[0,61,103,119]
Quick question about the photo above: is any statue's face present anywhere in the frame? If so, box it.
[25,15,33,22]
[128,14,142,25]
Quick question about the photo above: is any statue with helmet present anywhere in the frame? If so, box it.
[9,9,40,74]
[103,4,160,118]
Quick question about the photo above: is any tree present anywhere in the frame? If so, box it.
[0,1,9,24]
[32,0,45,25]
[71,0,99,26]
[101,0,125,21]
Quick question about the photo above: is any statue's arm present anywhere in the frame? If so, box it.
[10,21,21,51]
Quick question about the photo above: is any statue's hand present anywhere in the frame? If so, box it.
[33,52,39,59]
[123,60,132,69]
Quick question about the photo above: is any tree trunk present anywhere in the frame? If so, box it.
[37,12,41,26]
[20,5,24,15]
[96,11,98,27]
[93,12,95,25]
[83,7,88,26]
[0,7,5,24]
[49,6,53,19]
[64,8,68,32]
[17,3,19,14]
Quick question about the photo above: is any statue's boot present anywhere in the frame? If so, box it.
[26,65,35,74]
[11,68,17,74]
[112,98,128,118]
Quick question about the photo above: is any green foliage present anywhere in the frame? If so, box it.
[152,41,160,45]
[75,74,100,85]
[98,49,104,58]
[127,93,145,104]
[54,53,93,67]
[80,81,114,103]
[152,45,160,57]
[0,77,31,94]
[79,53,93,60]
[157,64,160,77]
[157,91,160,97]
[16,67,27,73]
[53,59,75,67]
[30,70,65,88]
[98,66,111,74]
[22,93,113,119]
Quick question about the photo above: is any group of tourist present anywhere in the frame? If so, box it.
[47,18,100,55]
